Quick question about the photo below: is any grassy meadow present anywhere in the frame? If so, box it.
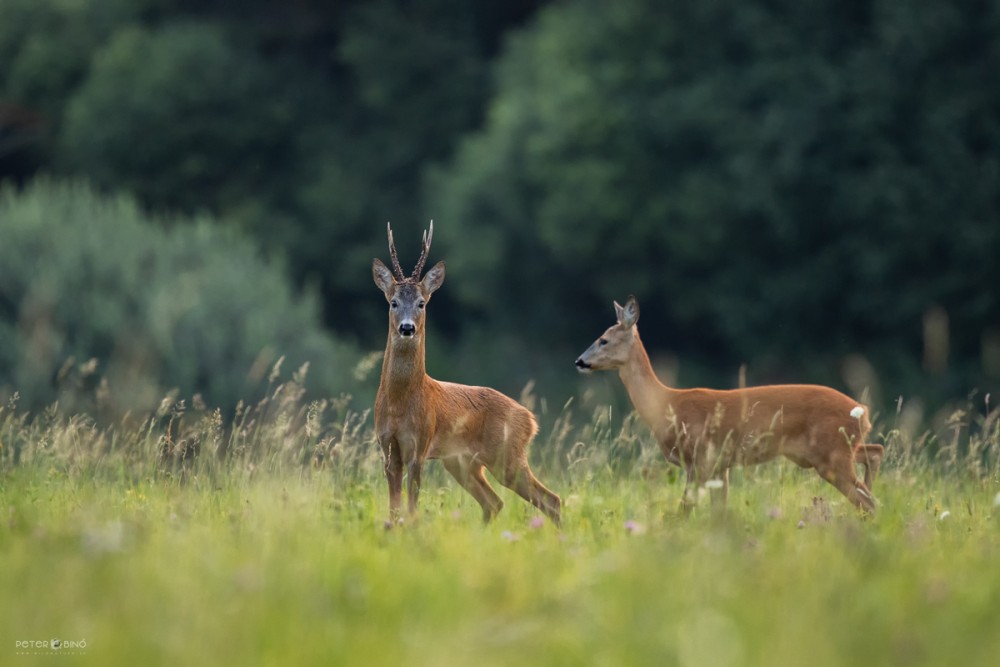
[2,379,999,666]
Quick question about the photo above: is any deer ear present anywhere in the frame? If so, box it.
[613,300,625,324]
[620,295,640,328]
[421,261,446,295]
[372,258,395,296]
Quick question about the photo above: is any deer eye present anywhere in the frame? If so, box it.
[417,300,425,309]
[599,338,608,346]
[390,300,399,309]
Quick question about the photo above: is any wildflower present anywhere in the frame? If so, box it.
[938,511,951,521]
[529,516,545,530]
[850,406,865,419]
[623,520,646,535]
[501,530,520,542]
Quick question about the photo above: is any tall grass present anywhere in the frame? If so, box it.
[1,373,999,666]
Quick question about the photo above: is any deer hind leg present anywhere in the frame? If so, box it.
[814,447,878,514]
[493,461,562,527]
[854,443,885,490]
[442,456,504,523]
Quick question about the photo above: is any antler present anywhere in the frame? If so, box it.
[386,222,405,281]
[411,220,434,280]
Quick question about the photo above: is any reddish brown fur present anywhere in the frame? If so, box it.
[373,224,561,525]
[577,296,884,514]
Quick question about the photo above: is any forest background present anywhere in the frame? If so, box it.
[2,0,998,425]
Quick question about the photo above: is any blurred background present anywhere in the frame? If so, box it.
[1,0,998,424]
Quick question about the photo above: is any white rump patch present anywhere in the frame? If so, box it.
[850,406,865,419]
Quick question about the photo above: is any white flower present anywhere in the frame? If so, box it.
[938,511,951,521]
[82,521,125,555]
[850,406,865,419]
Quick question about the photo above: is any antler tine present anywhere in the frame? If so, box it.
[411,220,434,279]
[386,222,405,281]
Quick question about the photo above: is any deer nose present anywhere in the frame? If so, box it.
[399,322,416,337]
[575,357,591,369]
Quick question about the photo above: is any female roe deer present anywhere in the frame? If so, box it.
[575,296,884,514]
[372,222,561,526]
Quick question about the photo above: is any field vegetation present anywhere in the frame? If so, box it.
[2,372,999,666]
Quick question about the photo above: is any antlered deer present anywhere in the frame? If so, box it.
[372,222,561,526]
[575,296,884,514]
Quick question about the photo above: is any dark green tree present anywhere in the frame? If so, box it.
[60,22,298,215]
[0,0,144,181]
[430,0,1000,403]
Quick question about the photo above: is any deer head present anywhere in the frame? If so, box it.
[372,221,445,341]
[575,296,640,372]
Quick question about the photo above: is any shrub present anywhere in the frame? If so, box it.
[0,179,363,416]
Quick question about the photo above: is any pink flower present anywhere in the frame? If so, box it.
[623,520,646,535]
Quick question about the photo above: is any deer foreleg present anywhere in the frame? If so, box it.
[384,439,404,521]
[407,459,423,516]
[709,467,730,513]
[680,465,698,516]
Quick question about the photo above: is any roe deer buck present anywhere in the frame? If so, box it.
[575,296,884,514]
[372,222,561,526]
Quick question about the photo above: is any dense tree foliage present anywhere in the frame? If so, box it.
[62,22,297,215]
[434,0,1000,404]
[1,0,997,413]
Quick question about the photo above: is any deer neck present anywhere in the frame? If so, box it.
[380,329,427,395]
[619,329,675,429]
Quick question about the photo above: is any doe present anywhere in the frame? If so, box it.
[576,296,884,514]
